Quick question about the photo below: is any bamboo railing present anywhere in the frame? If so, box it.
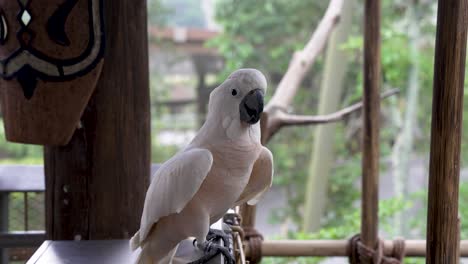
[244,240,468,257]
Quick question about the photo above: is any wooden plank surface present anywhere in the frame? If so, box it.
[0,165,44,192]
[361,0,381,253]
[0,165,160,193]
[44,0,151,240]
[27,240,135,264]
[27,221,229,264]
[0,231,45,248]
[26,239,226,264]
[426,0,468,263]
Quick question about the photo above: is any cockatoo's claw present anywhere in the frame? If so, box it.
[207,228,231,246]
[208,244,235,264]
[188,243,235,264]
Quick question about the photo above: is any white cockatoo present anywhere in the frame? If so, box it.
[130,69,274,264]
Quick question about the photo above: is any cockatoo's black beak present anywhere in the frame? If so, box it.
[240,89,264,124]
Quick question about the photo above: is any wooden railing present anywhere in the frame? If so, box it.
[0,164,162,264]
[0,165,45,264]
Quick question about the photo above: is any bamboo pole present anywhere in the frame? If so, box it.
[361,0,381,254]
[243,240,468,257]
[425,0,468,263]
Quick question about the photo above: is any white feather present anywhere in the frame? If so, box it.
[235,147,274,206]
[138,148,213,244]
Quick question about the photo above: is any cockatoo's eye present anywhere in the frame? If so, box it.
[231,89,238,96]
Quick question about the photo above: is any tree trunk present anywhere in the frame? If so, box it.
[44,0,150,240]
[302,0,354,232]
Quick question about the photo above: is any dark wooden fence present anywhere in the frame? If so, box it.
[0,164,160,264]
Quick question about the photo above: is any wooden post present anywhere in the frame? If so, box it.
[240,204,257,228]
[44,0,150,240]
[361,0,380,255]
[0,194,8,263]
[426,0,468,263]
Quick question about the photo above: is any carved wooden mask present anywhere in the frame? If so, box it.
[0,0,105,145]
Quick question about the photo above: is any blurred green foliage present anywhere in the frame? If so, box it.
[147,0,170,26]
[0,120,42,164]
[210,0,328,80]
[147,0,206,28]
[8,192,44,231]
[263,197,411,264]
[164,0,205,28]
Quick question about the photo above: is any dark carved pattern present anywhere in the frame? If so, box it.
[0,0,105,99]
[0,11,7,45]
[47,0,78,46]
[16,0,34,48]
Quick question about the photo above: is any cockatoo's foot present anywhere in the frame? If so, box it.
[189,240,235,264]
[207,228,231,247]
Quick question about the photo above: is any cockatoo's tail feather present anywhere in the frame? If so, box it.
[130,231,140,251]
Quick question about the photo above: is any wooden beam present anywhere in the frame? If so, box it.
[361,0,381,254]
[244,240,468,257]
[44,0,150,240]
[426,0,468,263]
[0,231,45,248]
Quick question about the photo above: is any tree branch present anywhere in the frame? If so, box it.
[266,0,345,111]
[278,88,399,127]
[261,89,399,143]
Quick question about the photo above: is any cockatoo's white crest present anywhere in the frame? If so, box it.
[227,68,267,92]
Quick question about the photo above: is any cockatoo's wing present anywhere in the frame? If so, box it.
[139,148,213,243]
[235,147,273,206]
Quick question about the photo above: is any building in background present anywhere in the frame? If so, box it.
[148,0,223,147]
